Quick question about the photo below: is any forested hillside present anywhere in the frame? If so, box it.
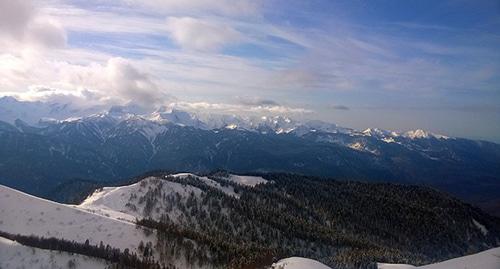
[77,172,500,268]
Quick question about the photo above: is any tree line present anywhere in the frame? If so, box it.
[0,230,175,269]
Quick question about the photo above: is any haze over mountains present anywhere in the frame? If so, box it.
[1,96,500,216]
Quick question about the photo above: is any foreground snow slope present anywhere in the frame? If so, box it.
[378,247,500,269]
[0,236,108,269]
[0,185,155,255]
[271,257,331,269]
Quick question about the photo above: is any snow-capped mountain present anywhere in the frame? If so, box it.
[1,96,500,218]
[149,107,208,129]
[0,96,104,125]
[0,96,452,141]
[403,129,450,140]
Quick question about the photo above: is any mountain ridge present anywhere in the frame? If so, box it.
[2,171,499,268]
[1,97,500,216]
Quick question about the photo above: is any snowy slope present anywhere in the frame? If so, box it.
[171,173,238,197]
[271,257,331,269]
[78,176,211,223]
[77,173,270,229]
[378,247,500,269]
[226,174,268,187]
[0,185,155,255]
[0,236,108,269]
[77,173,263,224]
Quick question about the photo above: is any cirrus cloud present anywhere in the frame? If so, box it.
[124,0,261,16]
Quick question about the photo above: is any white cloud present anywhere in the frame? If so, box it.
[166,17,243,52]
[124,0,260,16]
[0,0,66,49]
[1,0,498,136]
[106,57,173,106]
[235,96,280,106]
[0,52,174,109]
[0,0,34,39]
[26,18,67,48]
[170,101,311,116]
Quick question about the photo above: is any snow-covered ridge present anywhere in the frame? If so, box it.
[271,257,332,269]
[226,174,268,187]
[363,128,399,138]
[1,175,498,269]
[77,173,268,224]
[378,247,500,269]
[362,128,449,140]
[0,185,155,257]
[403,129,449,140]
[0,182,201,269]
[78,174,235,223]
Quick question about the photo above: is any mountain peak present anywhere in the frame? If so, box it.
[149,108,207,129]
[404,129,450,140]
[0,96,19,103]
[362,128,399,138]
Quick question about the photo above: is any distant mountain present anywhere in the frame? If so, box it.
[0,97,500,215]
[0,96,104,125]
[1,172,499,268]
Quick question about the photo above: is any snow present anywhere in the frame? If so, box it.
[404,129,450,140]
[271,257,331,269]
[123,116,168,142]
[78,173,268,224]
[348,142,379,155]
[148,108,207,129]
[0,185,155,256]
[78,173,246,225]
[226,175,268,187]
[0,236,108,269]
[78,176,210,222]
[77,181,144,222]
[382,137,396,143]
[363,128,399,138]
[472,219,489,236]
[349,142,365,151]
[0,96,102,125]
[378,247,500,269]
[1,96,457,147]
[225,123,238,129]
[171,173,238,197]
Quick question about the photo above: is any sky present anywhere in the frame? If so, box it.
[0,0,499,142]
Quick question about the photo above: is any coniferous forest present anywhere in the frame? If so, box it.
[125,172,500,269]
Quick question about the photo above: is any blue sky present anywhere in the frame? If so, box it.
[0,0,499,141]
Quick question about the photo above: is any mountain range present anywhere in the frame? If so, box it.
[0,96,500,216]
